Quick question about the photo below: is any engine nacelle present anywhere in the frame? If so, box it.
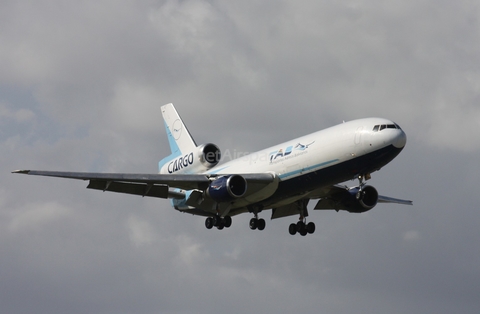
[159,143,221,174]
[207,175,247,203]
[347,185,379,213]
[197,143,221,169]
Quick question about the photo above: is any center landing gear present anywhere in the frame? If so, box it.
[205,215,232,230]
[249,217,266,231]
[289,219,315,236]
[248,205,266,231]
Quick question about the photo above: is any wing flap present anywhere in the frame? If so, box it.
[87,180,171,198]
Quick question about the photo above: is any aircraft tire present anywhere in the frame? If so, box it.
[289,223,297,235]
[224,216,232,228]
[297,221,305,230]
[307,222,316,234]
[205,217,214,229]
[249,218,258,230]
[257,218,266,231]
[212,215,221,227]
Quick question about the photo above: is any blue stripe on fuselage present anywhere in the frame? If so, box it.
[279,159,339,179]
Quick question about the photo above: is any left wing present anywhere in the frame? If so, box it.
[12,170,276,200]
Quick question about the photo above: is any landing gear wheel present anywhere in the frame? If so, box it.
[224,216,232,228]
[289,220,315,235]
[297,221,305,231]
[307,222,316,234]
[249,218,258,230]
[205,217,214,229]
[212,215,221,227]
[257,218,266,231]
[289,223,297,235]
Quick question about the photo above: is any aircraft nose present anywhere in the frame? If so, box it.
[393,129,407,148]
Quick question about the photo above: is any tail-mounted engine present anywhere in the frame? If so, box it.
[159,143,221,174]
[207,175,247,203]
[347,185,379,213]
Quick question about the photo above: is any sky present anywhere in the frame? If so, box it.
[1,0,480,313]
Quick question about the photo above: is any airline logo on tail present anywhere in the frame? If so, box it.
[159,103,221,174]
[166,152,195,173]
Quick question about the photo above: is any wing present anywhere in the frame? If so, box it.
[312,185,412,212]
[377,195,413,205]
[12,170,276,200]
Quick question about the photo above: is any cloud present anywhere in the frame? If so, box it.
[7,201,72,233]
[1,1,480,313]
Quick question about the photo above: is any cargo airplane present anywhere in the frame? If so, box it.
[13,103,412,236]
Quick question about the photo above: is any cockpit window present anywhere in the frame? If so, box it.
[373,124,399,132]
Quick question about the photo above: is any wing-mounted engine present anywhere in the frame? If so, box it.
[207,175,247,202]
[314,185,379,213]
[347,185,378,212]
[159,143,221,174]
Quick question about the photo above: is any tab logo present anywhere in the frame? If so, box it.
[269,141,314,162]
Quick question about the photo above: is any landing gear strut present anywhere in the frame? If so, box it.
[205,215,232,230]
[355,173,371,200]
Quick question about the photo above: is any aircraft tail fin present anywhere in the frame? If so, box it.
[159,103,221,174]
[161,103,197,155]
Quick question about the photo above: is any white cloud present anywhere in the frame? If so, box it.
[7,201,72,233]
[126,215,158,247]
[403,230,421,242]
[0,103,35,123]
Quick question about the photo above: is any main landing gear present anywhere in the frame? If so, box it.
[289,219,315,236]
[205,215,232,230]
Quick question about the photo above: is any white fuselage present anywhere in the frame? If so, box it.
[207,118,406,180]
[170,117,407,213]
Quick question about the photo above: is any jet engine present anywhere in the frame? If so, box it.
[197,143,221,169]
[347,185,379,213]
[207,175,247,203]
